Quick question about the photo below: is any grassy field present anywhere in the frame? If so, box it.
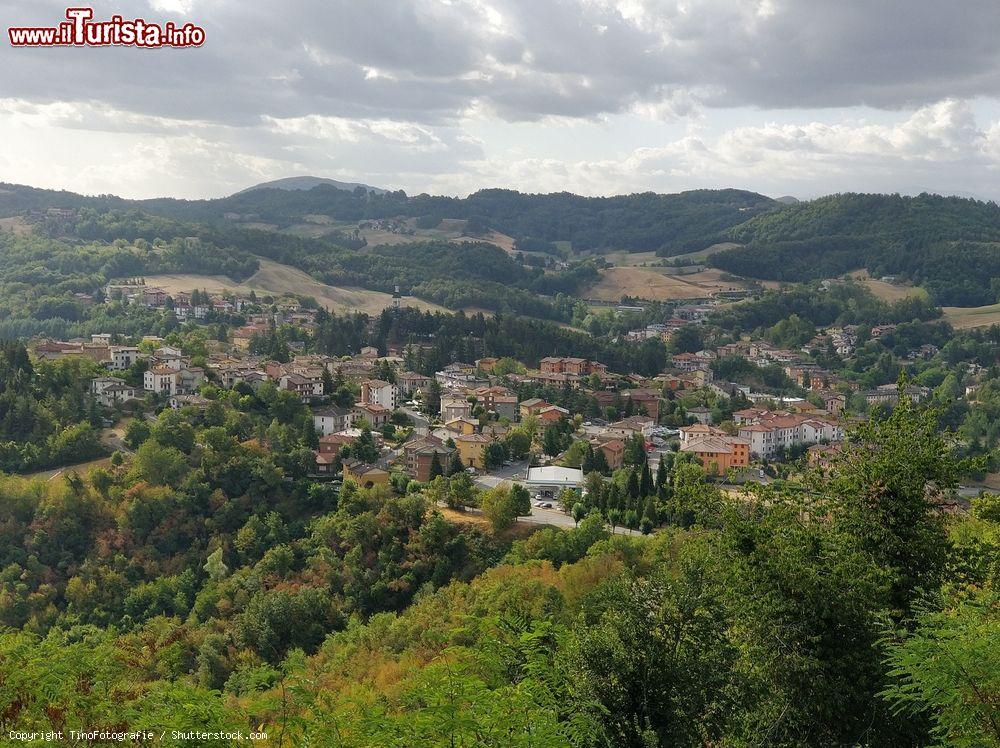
[663,241,741,263]
[0,216,31,235]
[847,270,927,302]
[944,302,1000,329]
[585,266,748,302]
[595,250,661,266]
[25,457,111,481]
[145,258,450,315]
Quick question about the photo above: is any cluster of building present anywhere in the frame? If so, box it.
[49,296,930,489]
[676,404,844,474]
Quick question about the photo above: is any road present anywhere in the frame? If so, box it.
[472,460,528,489]
[398,406,431,435]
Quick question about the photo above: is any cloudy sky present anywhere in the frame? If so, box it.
[4,0,1000,200]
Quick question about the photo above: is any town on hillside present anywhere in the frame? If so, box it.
[28,275,974,537]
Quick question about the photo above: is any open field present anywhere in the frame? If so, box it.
[145,258,450,315]
[663,241,741,263]
[847,270,926,302]
[944,302,1000,329]
[475,229,517,253]
[585,266,748,302]
[0,216,31,235]
[594,250,661,266]
[25,456,111,481]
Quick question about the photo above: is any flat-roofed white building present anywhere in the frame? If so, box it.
[524,466,583,498]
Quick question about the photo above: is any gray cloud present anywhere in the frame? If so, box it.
[4,1,1000,198]
[5,0,1000,127]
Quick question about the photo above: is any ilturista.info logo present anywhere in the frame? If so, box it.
[9,7,205,48]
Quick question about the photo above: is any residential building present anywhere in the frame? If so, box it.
[444,417,478,436]
[144,365,177,395]
[735,409,843,458]
[440,394,473,422]
[312,405,354,436]
[397,371,433,396]
[352,402,391,429]
[402,434,456,481]
[91,377,139,407]
[342,459,390,489]
[678,424,728,447]
[538,357,607,376]
[109,346,140,371]
[687,406,711,424]
[519,398,551,419]
[472,386,518,420]
[169,394,210,410]
[623,389,661,420]
[360,379,399,410]
[819,391,846,415]
[454,433,492,469]
[537,405,570,424]
[279,372,323,402]
[606,415,656,439]
[681,435,750,475]
[591,437,625,471]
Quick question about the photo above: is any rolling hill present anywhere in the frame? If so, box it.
[3,181,1000,309]
[143,258,448,315]
[235,175,386,195]
[710,193,1000,306]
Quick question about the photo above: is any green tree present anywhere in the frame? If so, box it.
[882,587,1000,748]
[831,392,959,614]
[352,426,379,464]
[429,451,444,480]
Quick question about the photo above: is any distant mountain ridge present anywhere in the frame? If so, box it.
[235,176,387,196]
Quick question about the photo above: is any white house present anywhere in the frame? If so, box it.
[109,346,140,371]
[360,379,399,410]
[144,365,176,394]
[101,384,138,407]
[312,405,354,436]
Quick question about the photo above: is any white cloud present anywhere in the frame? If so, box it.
[4,2,1000,198]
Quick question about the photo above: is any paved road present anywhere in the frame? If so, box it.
[399,406,431,433]
[473,460,529,489]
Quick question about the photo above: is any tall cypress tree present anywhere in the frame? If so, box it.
[429,451,443,480]
[640,460,654,498]
[448,450,465,476]
[656,454,668,488]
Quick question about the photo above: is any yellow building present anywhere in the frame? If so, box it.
[444,417,478,436]
[454,433,492,469]
[342,459,390,489]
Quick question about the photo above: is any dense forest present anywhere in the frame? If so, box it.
[0,397,995,746]
[0,182,777,254]
[0,206,601,329]
[712,193,1000,305]
[134,186,777,254]
[6,183,1000,319]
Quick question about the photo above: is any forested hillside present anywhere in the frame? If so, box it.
[8,183,1000,309]
[0,202,599,327]
[711,193,1000,305]
[0,399,995,746]
[0,182,776,254]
